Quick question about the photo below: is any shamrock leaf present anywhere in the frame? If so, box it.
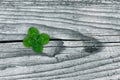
[38,33,50,45]
[23,36,31,47]
[32,43,43,52]
[28,27,39,36]
[30,33,39,42]
[23,26,50,53]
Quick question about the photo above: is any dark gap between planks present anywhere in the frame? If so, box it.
[0,39,86,43]
[0,39,119,47]
[0,39,120,43]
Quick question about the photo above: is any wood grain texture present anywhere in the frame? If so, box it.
[0,0,120,80]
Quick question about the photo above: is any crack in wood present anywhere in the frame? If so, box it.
[0,40,119,43]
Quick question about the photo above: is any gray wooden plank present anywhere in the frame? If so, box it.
[0,0,120,80]
[0,42,120,80]
[0,1,120,42]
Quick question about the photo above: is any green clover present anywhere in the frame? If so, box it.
[23,27,50,53]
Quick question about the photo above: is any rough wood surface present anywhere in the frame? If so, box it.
[0,0,120,80]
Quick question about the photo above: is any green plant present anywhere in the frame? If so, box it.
[23,27,50,53]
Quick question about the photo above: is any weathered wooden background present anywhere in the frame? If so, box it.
[0,0,120,80]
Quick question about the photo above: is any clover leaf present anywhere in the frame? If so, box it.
[28,27,39,36]
[23,36,31,47]
[23,27,50,53]
[38,33,50,45]
[32,43,43,52]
